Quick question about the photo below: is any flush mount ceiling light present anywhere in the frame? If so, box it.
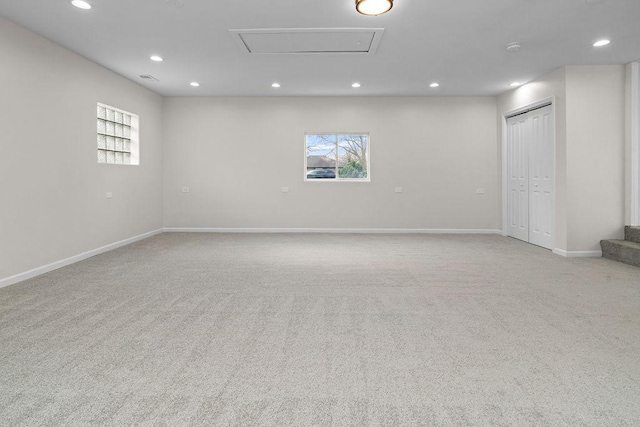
[356,0,393,16]
[352,82,361,88]
[509,82,522,87]
[150,55,163,62]
[271,83,281,88]
[593,39,610,47]
[190,82,200,87]
[429,82,440,88]
[506,42,521,52]
[71,0,91,10]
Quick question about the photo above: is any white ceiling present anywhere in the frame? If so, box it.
[1,0,639,97]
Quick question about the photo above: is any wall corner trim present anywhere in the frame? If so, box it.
[629,61,640,226]
[0,229,163,289]
[552,248,602,258]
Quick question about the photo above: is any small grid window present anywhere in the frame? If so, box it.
[97,103,139,165]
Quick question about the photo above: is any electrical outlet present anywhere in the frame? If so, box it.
[476,188,485,194]
[106,192,113,199]
[181,187,190,193]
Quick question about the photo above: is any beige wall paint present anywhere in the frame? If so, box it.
[0,17,164,280]
[162,97,499,230]
[498,65,626,253]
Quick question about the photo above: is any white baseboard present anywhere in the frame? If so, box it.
[552,249,603,258]
[163,227,504,235]
[0,229,163,289]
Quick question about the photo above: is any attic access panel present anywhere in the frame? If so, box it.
[229,28,384,54]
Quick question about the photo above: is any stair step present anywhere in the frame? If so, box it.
[625,226,640,244]
[601,239,640,268]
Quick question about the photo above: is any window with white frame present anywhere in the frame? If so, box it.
[305,133,369,181]
[97,103,139,165]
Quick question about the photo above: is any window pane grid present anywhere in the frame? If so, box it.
[97,104,136,165]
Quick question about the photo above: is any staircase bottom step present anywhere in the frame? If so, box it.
[601,239,640,268]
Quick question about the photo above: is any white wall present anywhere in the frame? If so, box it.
[565,65,626,251]
[0,17,164,282]
[498,65,626,254]
[163,97,499,231]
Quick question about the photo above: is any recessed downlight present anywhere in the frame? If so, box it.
[429,82,440,88]
[190,82,200,87]
[150,55,164,62]
[271,83,281,88]
[352,82,361,88]
[593,39,610,47]
[509,82,521,87]
[71,0,91,9]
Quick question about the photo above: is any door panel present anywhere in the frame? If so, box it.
[506,105,554,249]
[528,106,554,249]
[507,116,529,242]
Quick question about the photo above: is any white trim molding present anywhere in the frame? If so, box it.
[629,61,640,226]
[163,227,504,234]
[0,229,163,289]
[552,249,602,258]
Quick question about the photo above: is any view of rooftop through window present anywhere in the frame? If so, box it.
[305,133,369,181]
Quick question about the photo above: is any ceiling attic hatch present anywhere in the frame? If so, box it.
[229,28,385,54]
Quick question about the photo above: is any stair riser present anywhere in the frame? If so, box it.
[601,240,640,268]
[624,226,640,244]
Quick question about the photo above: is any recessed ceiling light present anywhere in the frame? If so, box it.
[593,39,610,47]
[352,83,361,88]
[509,82,521,87]
[150,55,163,62]
[429,82,440,88]
[271,83,281,88]
[190,82,200,87]
[71,0,91,10]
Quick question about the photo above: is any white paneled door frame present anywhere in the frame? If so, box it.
[502,97,556,250]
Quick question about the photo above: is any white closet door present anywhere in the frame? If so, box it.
[506,105,554,250]
[528,106,554,249]
[507,115,529,242]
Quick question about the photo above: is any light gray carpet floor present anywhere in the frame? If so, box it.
[1,233,640,426]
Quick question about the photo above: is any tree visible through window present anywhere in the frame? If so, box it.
[305,133,369,181]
